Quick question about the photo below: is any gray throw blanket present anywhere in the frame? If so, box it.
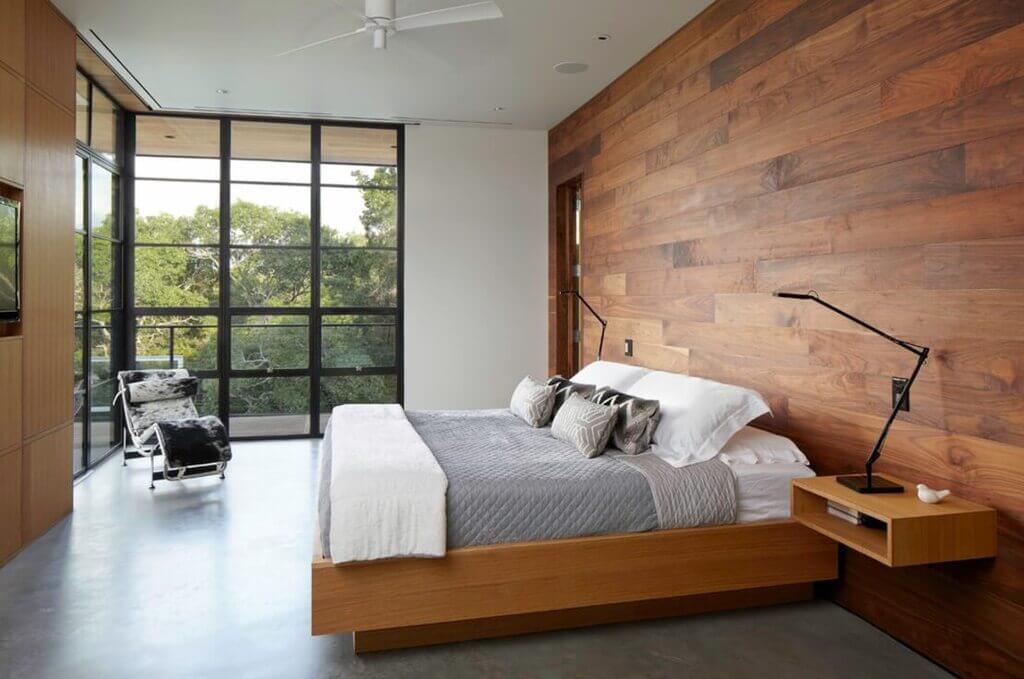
[611,453,736,529]
[407,409,736,548]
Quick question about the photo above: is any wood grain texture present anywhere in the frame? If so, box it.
[0,338,23,454]
[0,65,25,186]
[549,0,1024,674]
[0,0,75,567]
[0,446,21,565]
[21,423,71,542]
[75,36,149,113]
[793,475,997,566]
[0,0,26,76]
[25,0,74,112]
[312,520,837,636]
[709,0,872,89]
[352,584,813,652]
[22,89,74,439]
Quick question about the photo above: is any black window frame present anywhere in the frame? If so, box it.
[126,112,404,440]
[74,69,126,478]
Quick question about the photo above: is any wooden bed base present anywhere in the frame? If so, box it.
[312,520,838,651]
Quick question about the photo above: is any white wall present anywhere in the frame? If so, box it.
[404,125,548,409]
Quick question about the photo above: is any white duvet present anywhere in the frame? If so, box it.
[323,404,448,563]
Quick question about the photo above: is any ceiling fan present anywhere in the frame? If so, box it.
[278,0,503,55]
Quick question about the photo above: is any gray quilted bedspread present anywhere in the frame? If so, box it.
[406,409,737,548]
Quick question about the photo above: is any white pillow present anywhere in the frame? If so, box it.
[629,371,770,468]
[571,361,651,392]
[717,427,809,465]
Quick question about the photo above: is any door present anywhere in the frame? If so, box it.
[555,177,583,377]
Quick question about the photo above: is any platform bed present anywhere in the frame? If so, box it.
[312,519,838,652]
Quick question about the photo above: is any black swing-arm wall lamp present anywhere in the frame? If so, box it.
[775,291,930,494]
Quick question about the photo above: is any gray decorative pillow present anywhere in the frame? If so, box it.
[589,387,661,455]
[509,376,557,427]
[551,393,618,458]
[546,375,597,415]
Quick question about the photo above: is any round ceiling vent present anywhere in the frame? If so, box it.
[554,62,589,75]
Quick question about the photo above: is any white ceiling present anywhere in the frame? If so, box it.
[55,0,714,130]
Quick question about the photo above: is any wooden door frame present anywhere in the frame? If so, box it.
[553,176,582,377]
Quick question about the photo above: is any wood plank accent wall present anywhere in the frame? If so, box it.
[548,1,1024,675]
[0,0,76,566]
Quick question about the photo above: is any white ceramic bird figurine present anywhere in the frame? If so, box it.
[916,484,951,504]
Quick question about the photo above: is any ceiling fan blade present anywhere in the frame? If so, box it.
[392,1,502,32]
[275,27,366,57]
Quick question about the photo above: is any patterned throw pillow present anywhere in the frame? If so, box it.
[509,376,557,427]
[546,375,597,415]
[551,393,618,458]
[589,387,661,455]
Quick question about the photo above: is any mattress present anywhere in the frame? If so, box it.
[730,461,814,522]
[317,410,813,555]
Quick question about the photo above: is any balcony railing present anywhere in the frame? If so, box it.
[136,320,394,371]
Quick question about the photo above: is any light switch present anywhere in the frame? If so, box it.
[624,338,634,357]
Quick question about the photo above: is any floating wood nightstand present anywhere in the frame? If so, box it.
[792,475,996,567]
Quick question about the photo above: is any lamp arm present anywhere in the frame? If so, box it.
[803,295,926,356]
[572,293,607,329]
[864,347,929,480]
[559,289,608,360]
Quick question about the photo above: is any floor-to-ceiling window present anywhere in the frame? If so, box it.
[74,71,124,475]
[131,115,221,421]
[317,125,400,430]
[129,115,402,438]
[228,121,313,436]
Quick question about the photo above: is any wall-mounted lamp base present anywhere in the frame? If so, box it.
[837,475,905,494]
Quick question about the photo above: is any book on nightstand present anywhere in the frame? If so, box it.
[826,500,863,525]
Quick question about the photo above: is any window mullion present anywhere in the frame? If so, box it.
[218,119,232,432]
[81,156,92,472]
[310,123,322,436]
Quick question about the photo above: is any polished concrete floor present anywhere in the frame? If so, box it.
[0,440,951,679]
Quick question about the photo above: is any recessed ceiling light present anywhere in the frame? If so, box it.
[216,88,230,94]
[554,62,589,75]
[494,106,505,111]
[164,134,176,140]
[595,34,611,41]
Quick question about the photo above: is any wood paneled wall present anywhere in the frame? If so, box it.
[22,87,75,437]
[0,337,22,564]
[0,0,76,566]
[548,1,1024,675]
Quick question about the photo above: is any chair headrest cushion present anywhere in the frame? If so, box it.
[127,376,199,406]
[119,368,191,386]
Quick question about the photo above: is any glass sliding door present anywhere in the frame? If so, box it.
[128,115,402,439]
[73,71,124,476]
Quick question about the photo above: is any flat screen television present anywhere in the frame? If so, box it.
[0,196,20,322]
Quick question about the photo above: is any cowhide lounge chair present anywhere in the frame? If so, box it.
[114,369,232,489]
